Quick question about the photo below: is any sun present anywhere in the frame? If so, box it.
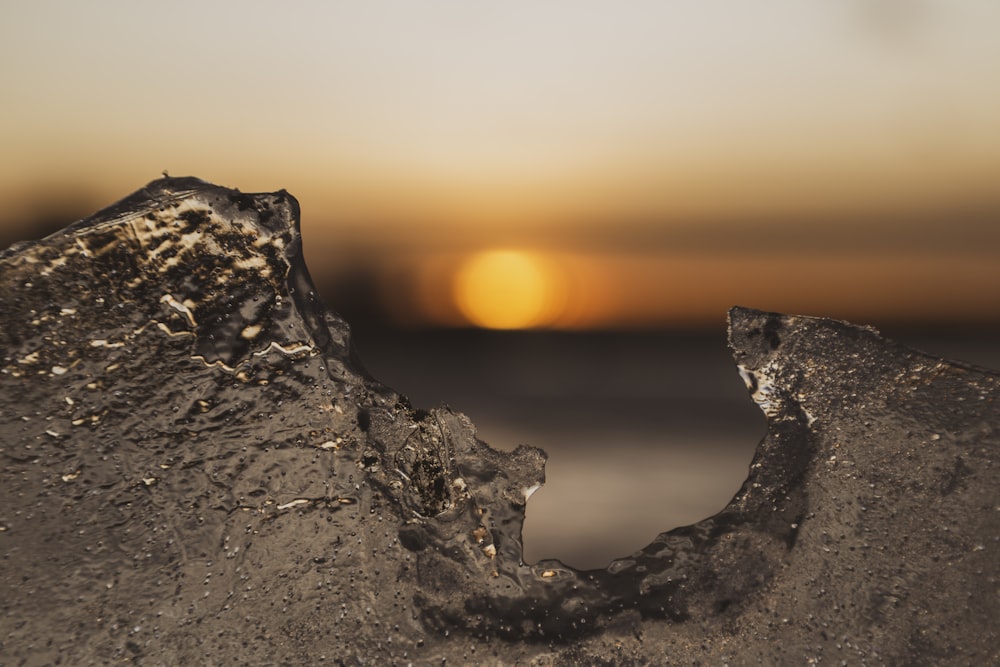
[453,250,564,329]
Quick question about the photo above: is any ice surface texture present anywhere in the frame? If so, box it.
[1,177,997,664]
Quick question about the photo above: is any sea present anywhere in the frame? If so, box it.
[346,324,1000,569]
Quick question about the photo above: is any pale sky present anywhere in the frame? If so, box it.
[2,1,999,326]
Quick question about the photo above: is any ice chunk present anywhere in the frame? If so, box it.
[1,177,996,664]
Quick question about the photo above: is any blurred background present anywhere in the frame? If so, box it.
[2,1,998,569]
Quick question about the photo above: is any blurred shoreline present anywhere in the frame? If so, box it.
[345,324,999,568]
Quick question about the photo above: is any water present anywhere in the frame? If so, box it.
[343,325,1000,569]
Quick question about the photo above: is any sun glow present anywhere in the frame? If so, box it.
[453,250,565,329]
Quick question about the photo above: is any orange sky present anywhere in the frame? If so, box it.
[2,2,999,328]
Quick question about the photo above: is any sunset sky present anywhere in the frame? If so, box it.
[2,1,999,329]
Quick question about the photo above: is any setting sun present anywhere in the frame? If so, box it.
[453,250,564,329]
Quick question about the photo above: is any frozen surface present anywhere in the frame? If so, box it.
[1,177,998,664]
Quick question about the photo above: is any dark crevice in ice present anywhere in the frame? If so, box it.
[1,177,997,664]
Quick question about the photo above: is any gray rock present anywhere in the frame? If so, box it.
[1,177,997,665]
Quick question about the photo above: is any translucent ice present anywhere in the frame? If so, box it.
[1,178,997,664]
